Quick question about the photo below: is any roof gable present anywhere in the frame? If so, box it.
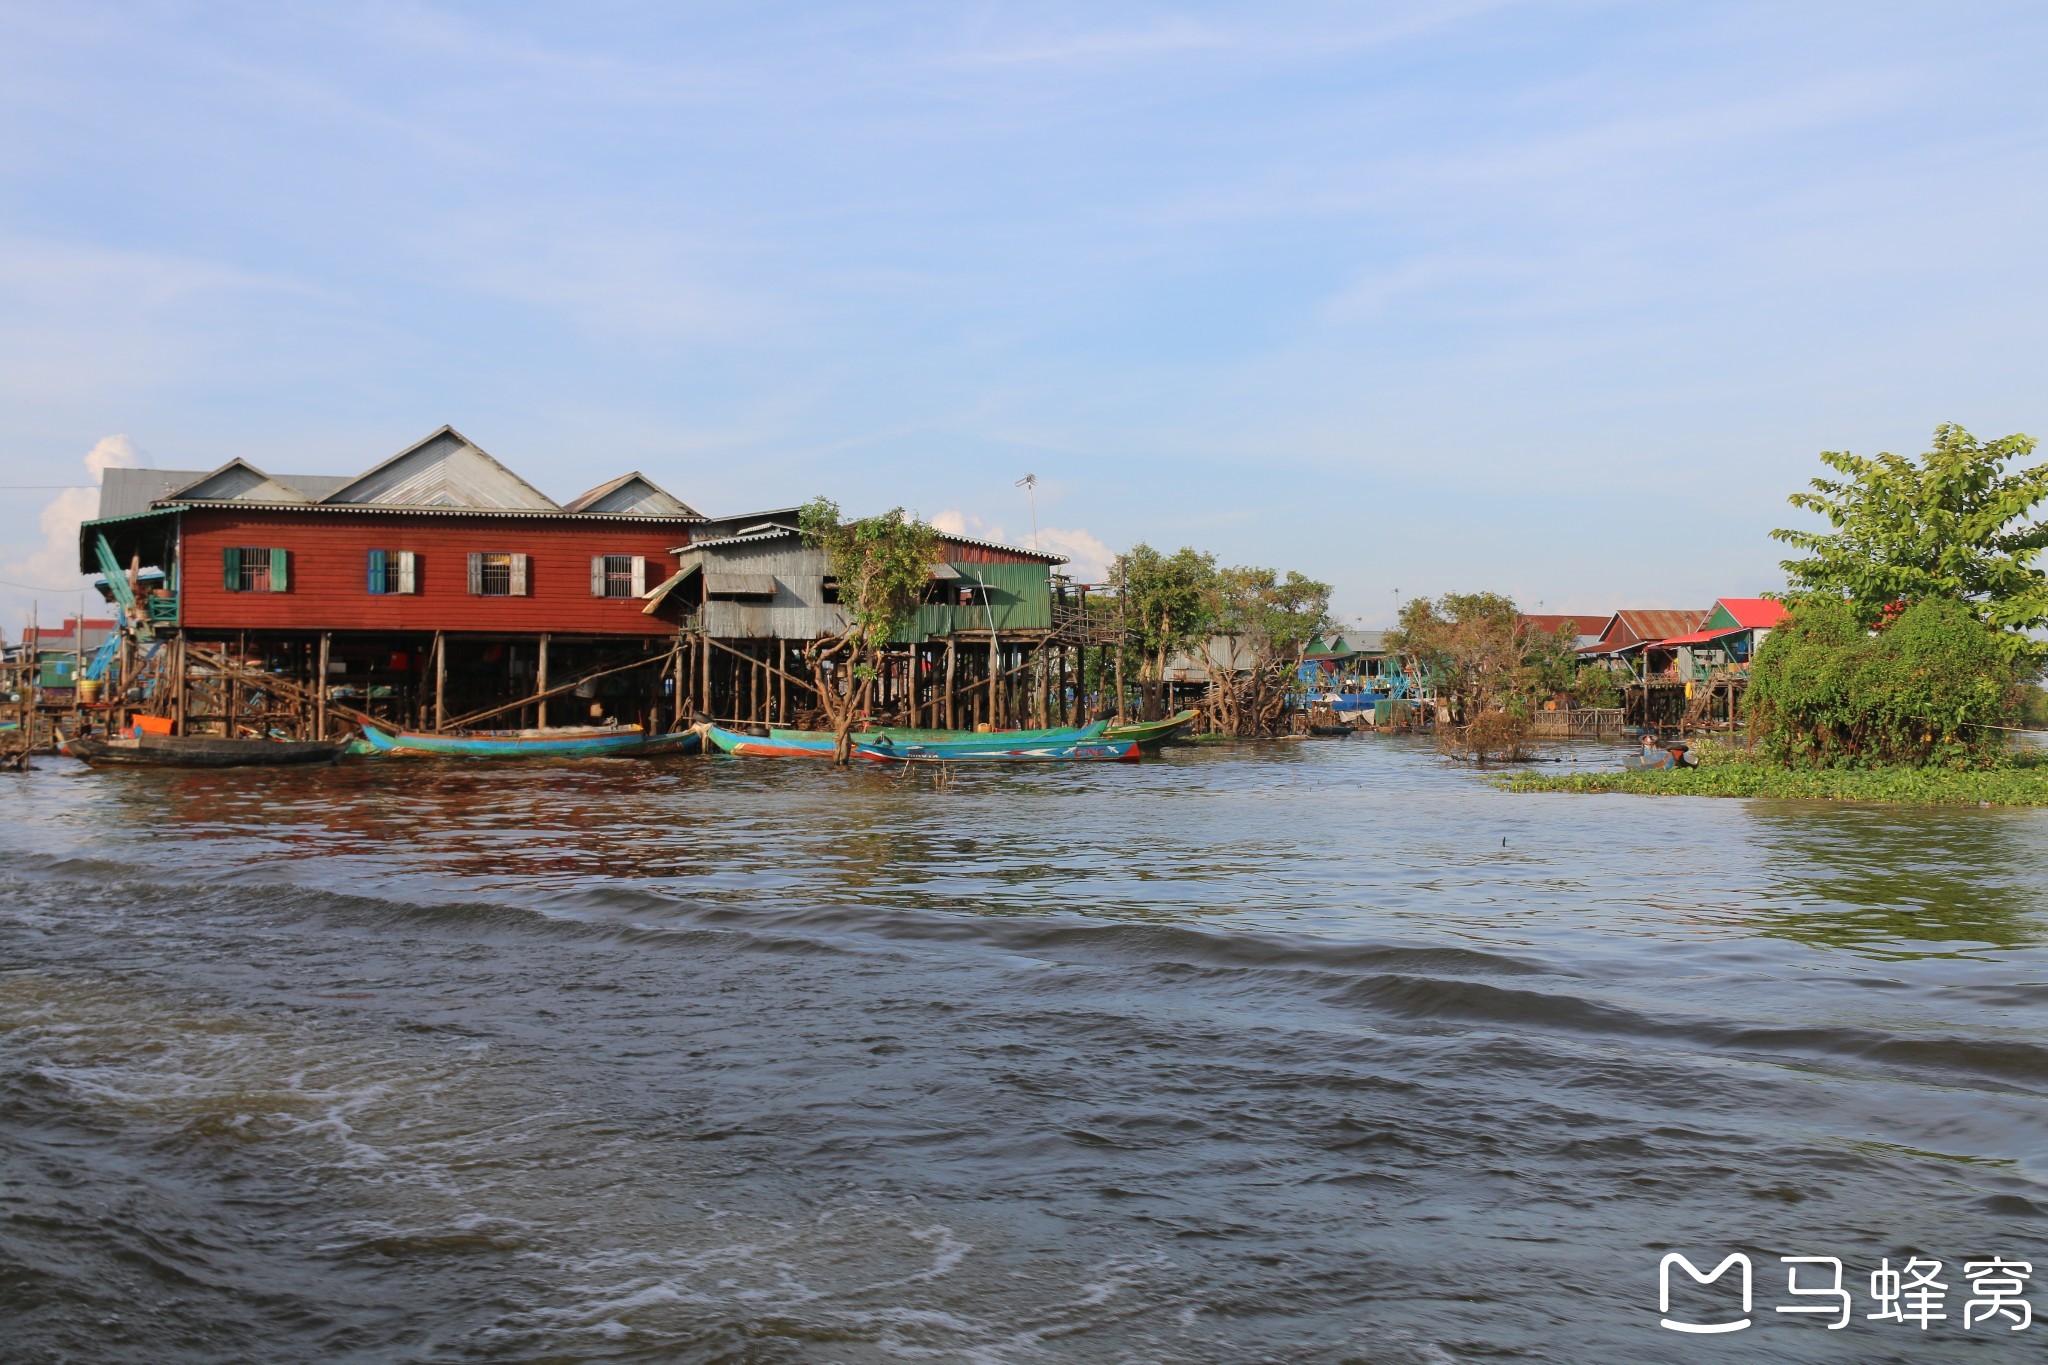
[320,426,559,510]
[1703,597,1788,631]
[563,472,699,516]
[164,459,314,505]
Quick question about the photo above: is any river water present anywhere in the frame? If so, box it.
[4,736,2047,1363]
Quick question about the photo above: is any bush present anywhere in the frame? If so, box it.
[1746,597,2018,768]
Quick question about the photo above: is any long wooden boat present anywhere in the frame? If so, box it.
[704,723,1139,763]
[359,723,700,759]
[767,719,1109,745]
[65,731,348,768]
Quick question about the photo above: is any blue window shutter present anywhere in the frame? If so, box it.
[223,547,241,591]
[368,549,386,593]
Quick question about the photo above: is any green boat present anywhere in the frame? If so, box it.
[763,710,1199,751]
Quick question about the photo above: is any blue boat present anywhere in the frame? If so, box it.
[702,724,1139,763]
[359,723,700,759]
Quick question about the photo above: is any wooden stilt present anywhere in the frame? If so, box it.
[537,634,550,728]
[434,631,447,730]
[315,633,330,739]
[944,638,957,728]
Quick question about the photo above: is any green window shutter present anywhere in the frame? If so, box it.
[223,546,242,591]
[367,549,386,593]
[270,548,289,592]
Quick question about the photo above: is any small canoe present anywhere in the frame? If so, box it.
[704,724,1138,763]
[66,732,348,768]
[359,723,700,759]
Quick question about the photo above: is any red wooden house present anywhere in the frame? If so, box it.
[82,426,706,732]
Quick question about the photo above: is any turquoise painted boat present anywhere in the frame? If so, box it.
[704,723,1139,763]
[768,718,1110,745]
[359,723,700,759]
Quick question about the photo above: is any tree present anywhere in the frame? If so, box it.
[1384,592,1523,727]
[1747,596,2019,768]
[1772,424,2048,656]
[798,497,939,763]
[1204,566,1333,736]
[1110,544,1217,718]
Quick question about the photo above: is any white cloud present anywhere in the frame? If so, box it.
[1,435,140,636]
[932,508,1114,582]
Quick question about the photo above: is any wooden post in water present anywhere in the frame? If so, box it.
[944,638,957,728]
[433,631,447,730]
[315,633,330,739]
[536,634,550,729]
[988,632,1000,729]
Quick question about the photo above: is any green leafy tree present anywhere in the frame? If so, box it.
[1205,566,1333,735]
[1110,543,1217,716]
[1747,596,2019,768]
[1772,424,2048,656]
[799,497,940,762]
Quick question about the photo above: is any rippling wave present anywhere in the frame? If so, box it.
[4,738,2047,1361]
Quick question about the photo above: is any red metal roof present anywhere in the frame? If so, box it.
[1659,628,1729,646]
[1717,597,1787,629]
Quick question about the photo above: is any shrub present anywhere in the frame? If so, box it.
[1746,597,2018,768]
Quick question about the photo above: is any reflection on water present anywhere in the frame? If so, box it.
[4,736,2048,1362]
[1747,804,2048,956]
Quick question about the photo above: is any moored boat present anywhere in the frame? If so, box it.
[359,723,700,759]
[65,731,349,768]
[1103,709,1200,748]
[704,723,1138,763]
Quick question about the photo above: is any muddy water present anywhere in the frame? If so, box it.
[3,737,2046,1362]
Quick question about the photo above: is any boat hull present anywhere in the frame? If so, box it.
[67,732,349,768]
[360,724,700,758]
[705,724,1138,763]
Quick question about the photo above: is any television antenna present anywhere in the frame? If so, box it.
[1014,473,1039,550]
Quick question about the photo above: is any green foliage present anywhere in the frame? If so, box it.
[1208,566,1332,661]
[798,497,939,757]
[1772,423,2048,655]
[1500,746,2048,806]
[1385,592,1521,722]
[799,497,939,660]
[1203,565,1333,735]
[1112,543,1217,677]
[2023,686,2048,730]
[1746,597,2019,768]
[1387,593,1587,723]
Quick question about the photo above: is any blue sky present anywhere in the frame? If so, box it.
[3,1,2045,631]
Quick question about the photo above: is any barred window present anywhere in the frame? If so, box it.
[367,550,418,594]
[603,555,638,598]
[223,546,286,593]
[477,552,513,596]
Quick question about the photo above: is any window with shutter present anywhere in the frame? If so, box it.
[472,552,519,596]
[223,547,275,592]
[598,555,639,598]
[368,550,419,594]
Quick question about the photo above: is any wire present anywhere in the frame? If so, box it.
[0,577,95,593]
[0,485,95,490]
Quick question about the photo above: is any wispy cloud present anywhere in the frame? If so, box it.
[0,435,140,632]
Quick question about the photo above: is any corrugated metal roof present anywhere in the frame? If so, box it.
[684,527,799,550]
[320,425,561,510]
[564,471,701,517]
[939,532,1067,564]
